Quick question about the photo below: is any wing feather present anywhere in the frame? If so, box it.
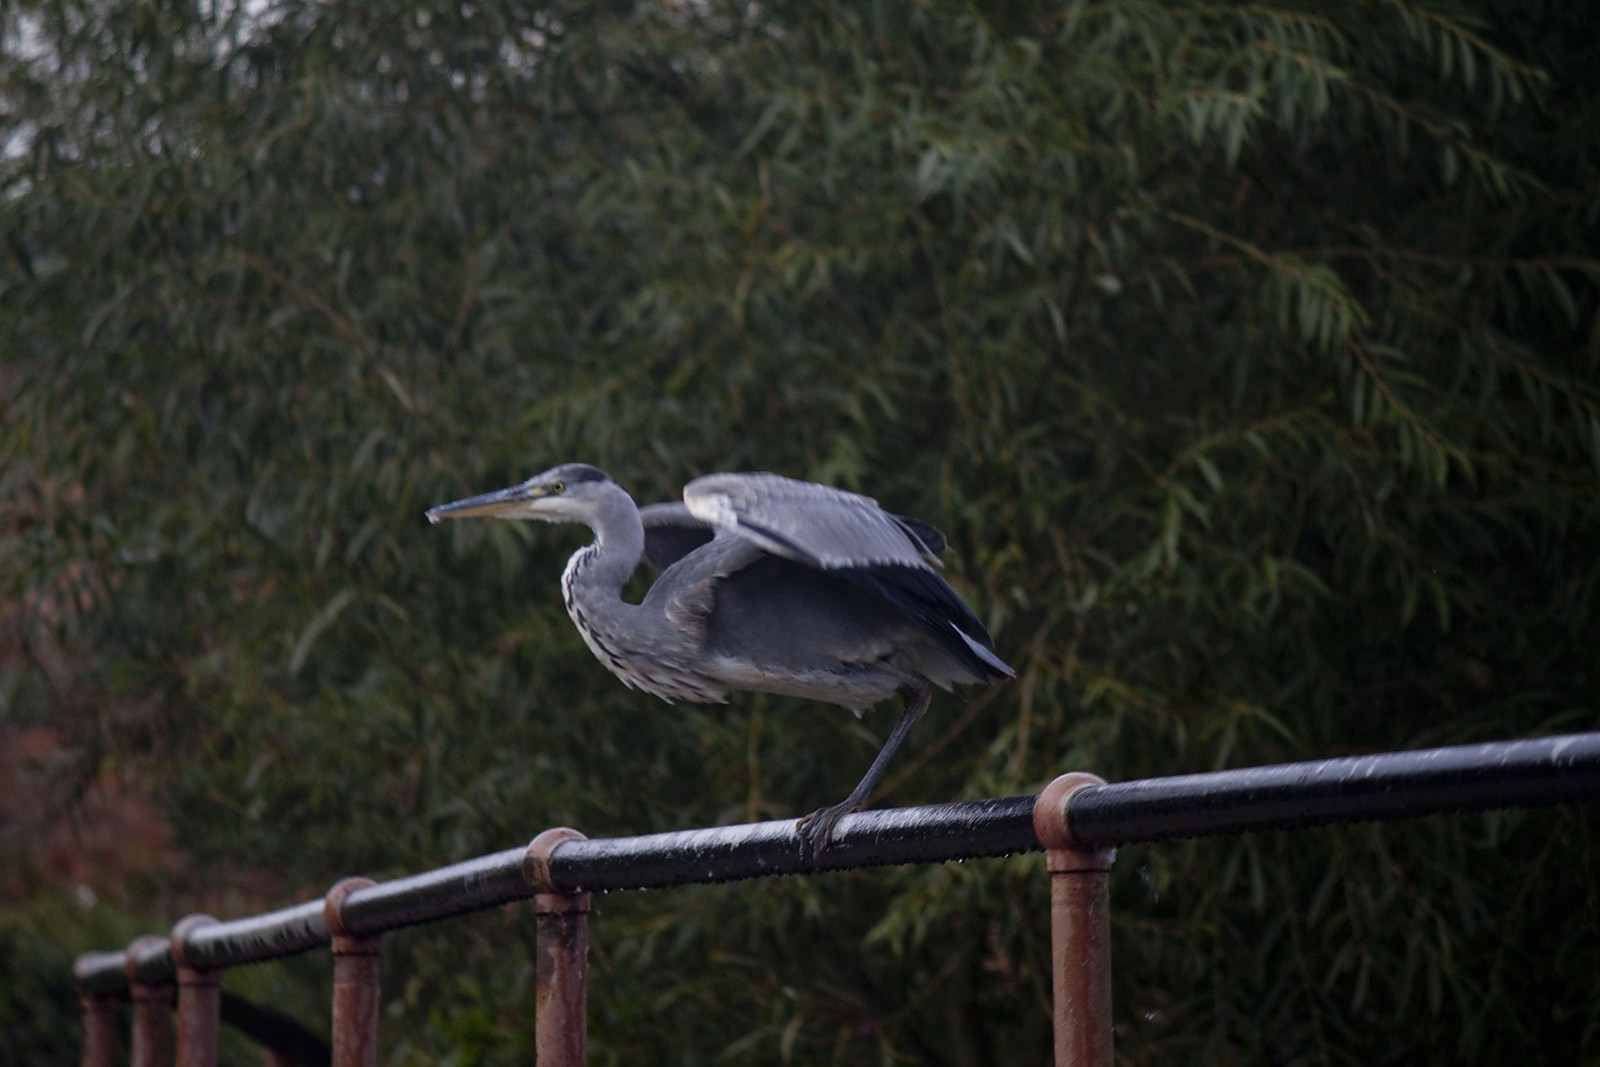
[682,473,943,570]
[638,501,716,570]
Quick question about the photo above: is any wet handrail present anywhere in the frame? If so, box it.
[73,732,1600,997]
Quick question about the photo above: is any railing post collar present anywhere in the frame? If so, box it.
[170,914,219,974]
[123,934,176,996]
[525,826,588,906]
[1034,772,1115,870]
[324,877,379,954]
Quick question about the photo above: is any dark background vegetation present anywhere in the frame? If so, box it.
[4,0,1598,1062]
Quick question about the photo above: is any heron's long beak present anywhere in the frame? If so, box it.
[425,482,552,523]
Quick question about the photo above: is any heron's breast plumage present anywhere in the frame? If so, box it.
[561,546,728,705]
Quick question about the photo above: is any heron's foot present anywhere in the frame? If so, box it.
[796,800,856,861]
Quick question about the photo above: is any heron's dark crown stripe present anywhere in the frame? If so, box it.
[561,464,613,485]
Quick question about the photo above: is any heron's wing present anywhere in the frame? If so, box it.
[648,519,1013,688]
[682,473,944,571]
[892,514,947,557]
[676,473,1009,684]
[637,501,716,571]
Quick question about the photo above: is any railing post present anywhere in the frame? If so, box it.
[324,877,381,1067]
[76,987,119,1067]
[525,827,590,1067]
[1034,773,1115,1067]
[171,914,222,1067]
[125,936,174,1067]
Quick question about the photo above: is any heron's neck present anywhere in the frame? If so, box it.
[561,495,646,608]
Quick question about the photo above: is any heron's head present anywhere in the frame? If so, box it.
[425,463,622,527]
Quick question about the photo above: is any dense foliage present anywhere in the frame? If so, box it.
[4,0,1597,1062]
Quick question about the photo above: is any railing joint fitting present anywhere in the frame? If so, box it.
[324,876,381,954]
[1033,771,1115,867]
[170,913,220,984]
[525,826,588,899]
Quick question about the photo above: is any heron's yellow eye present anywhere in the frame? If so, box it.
[552,481,565,493]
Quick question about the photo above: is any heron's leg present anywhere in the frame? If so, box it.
[797,683,933,859]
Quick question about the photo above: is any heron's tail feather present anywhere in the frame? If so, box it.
[839,564,1013,683]
[953,625,1015,681]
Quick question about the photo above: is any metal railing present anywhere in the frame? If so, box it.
[73,732,1600,1066]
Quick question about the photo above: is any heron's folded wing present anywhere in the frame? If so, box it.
[682,472,942,571]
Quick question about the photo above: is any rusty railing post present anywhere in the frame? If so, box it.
[76,983,120,1067]
[1034,773,1116,1067]
[171,914,222,1067]
[525,827,590,1067]
[324,877,381,1067]
[125,935,175,1067]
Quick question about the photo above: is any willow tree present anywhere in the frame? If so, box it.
[4,0,1597,1062]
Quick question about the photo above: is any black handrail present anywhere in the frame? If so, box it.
[1066,732,1600,844]
[73,732,1600,995]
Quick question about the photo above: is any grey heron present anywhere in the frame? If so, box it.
[426,463,1013,856]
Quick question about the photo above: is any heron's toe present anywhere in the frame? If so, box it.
[796,801,854,860]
